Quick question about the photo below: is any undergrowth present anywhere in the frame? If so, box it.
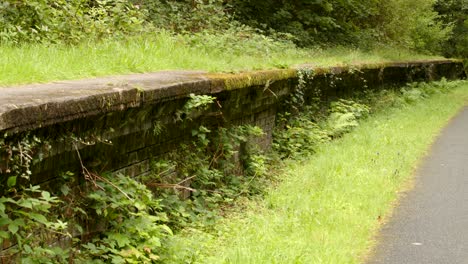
[0,77,465,262]
[0,93,268,263]
[172,79,468,263]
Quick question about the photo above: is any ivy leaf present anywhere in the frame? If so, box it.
[108,233,130,248]
[41,191,55,202]
[0,231,9,239]
[23,244,33,253]
[41,191,50,200]
[17,199,33,209]
[0,218,11,226]
[7,176,16,188]
[8,222,19,234]
[29,213,48,224]
[60,184,70,196]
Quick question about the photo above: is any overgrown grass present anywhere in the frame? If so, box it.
[162,81,468,263]
[0,31,442,87]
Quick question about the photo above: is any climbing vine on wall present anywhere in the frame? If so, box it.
[0,93,268,262]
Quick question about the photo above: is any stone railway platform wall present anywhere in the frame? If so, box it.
[0,60,465,187]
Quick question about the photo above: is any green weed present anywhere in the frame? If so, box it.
[168,80,468,263]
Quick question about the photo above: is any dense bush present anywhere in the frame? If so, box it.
[230,0,451,52]
[0,0,147,44]
[0,0,234,44]
[230,0,381,46]
[374,0,451,53]
[133,0,231,33]
[434,0,468,58]
[0,0,454,53]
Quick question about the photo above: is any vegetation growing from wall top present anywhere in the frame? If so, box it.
[0,0,464,56]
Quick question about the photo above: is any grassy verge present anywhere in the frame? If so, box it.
[162,81,468,263]
[0,32,442,87]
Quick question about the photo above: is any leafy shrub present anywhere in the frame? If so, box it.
[434,0,468,58]
[274,93,370,158]
[273,110,330,159]
[230,0,451,52]
[0,0,147,44]
[400,78,456,104]
[133,0,230,33]
[230,0,381,46]
[182,25,300,59]
[329,99,370,120]
[0,0,455,55]
[326,112,359,137]
[0,171,171,263]
[0,186,70,262]
[0,135,71,261]
[374,0,452,53]
[80,174,171,263]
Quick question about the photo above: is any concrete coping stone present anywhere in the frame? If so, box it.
[0,59,463,134]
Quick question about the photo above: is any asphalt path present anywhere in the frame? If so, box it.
[368,107,468,264]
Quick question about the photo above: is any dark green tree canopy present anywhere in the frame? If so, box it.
[434,0,468,58]
[230,0,381,46]
[0,0,461,55]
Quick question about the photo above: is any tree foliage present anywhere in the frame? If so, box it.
[230,0,451,52]
[0,0,147,44]
[434,0,468,58]
[0,0,458,53]
[133,0,231,33]
[230,0,381,46]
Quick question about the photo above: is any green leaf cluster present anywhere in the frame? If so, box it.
[434,0,468,58]
[81,174,171,263]
[230,0,452,52]
[0,185,71,262]
[0,0,455,55]
[0,0,147,44]
[153,123,268,231]
[326,99,370,137]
